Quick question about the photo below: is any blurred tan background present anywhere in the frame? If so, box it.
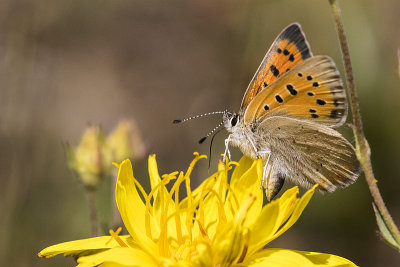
[1,0,399,266]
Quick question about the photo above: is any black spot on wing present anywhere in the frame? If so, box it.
[333,99,340,107]
[270,65,280,77]
[286,84,297,95]
[311,113,319,118]
[289,54,295,62]
[275,94,284,103]
[330,109,342,118]
[316,99,326,105]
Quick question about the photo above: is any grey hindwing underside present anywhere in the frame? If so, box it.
[256,116,360,197]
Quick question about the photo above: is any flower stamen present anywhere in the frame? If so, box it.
[106,227,128,247]
[170,172,186,245]
[194,218,210,242]
[159,174,177,257]
[144,173,176,241]
[184,153,207,240]
[236,228,250,263]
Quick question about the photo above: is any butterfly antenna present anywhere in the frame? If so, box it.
[208,127,224,169]
[198,121,224,144]
[173,111,226,124]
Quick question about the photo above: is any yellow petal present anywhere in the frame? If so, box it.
[38,235,133,258]
[77,247,157,266]
[228,157,263,227]
[200,163,228,240]
[179,167,219,241]
[270,184,318,241]
[212,221,244,265]
[211,194,256,266]
[98,263,128,267]
[268,187,299,234]
[148,154,162,191]
[248,187,299,255]
[230,156,254,184]
[115,159,158,255]
[148,155,179,240]
[191,242,213,267]
[240,248,357,267]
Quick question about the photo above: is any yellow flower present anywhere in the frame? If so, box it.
[107,119,146,163]
[39,153,357,266]
[66,120,146,189]
[66,126,110,188]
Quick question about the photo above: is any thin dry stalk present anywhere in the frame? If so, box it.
[328,0,400,248]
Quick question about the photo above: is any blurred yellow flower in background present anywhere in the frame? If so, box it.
[66,120,146,189]
[39,153,357,266]
[107,119,146,164]
[65,120,147,235]
[66,126,109,189]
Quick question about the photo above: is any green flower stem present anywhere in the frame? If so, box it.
[328,0,400,247]
[112,169,123,229]
[86,188,98,236]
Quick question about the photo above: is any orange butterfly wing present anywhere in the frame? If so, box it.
[243,56,348,127]
[241,23,312,110]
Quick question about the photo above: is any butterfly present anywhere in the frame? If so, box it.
[222,23,361,200]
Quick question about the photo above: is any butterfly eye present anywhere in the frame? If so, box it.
[231,115,238,127]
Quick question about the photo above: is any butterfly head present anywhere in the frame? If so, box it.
[222,111,240,133]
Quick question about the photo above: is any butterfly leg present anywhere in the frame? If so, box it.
[247,137,271,158]
[248,138,259,158]
[223,135,232,163]
[256,150,285,201]
[244,135,273,189]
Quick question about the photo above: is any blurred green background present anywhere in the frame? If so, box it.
[1,0,399,266]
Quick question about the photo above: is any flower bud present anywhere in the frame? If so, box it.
[106,119,146,163]
[66,126,110,189]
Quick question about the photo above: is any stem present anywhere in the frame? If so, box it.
[112,169,123,228]
[86,188,98,236]
[397,48,400,79]
[328,0,400,246]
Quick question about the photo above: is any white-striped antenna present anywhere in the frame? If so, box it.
[173,111,226,124]
[174,110,227,168]
[198,121,224,144]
